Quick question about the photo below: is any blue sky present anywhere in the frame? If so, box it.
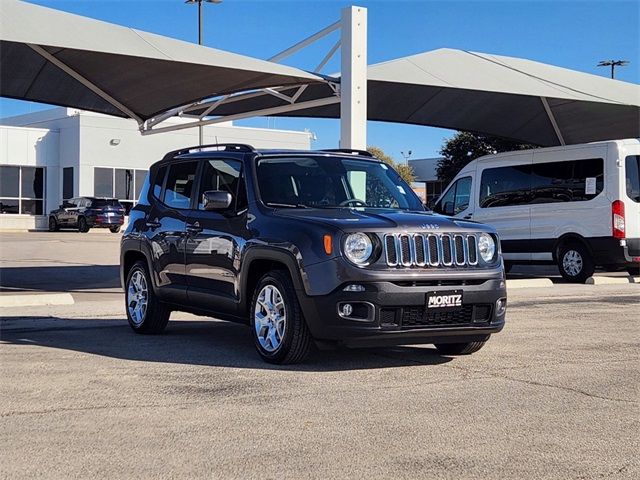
[2,0,638,160]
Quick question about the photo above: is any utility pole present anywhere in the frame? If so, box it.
[597,59,629,79]
[185,0,223,145]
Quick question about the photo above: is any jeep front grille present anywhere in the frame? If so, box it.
[383,233,480,268]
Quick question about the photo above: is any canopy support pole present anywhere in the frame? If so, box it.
[340,6,367,150]
[27,44,143,124]
[540,97,566,146]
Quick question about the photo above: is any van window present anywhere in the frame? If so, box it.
[626,156,640,203]
[531,158,604,204]
[437,176,472,215]
[197,159,246,211]
[479,165,531,208]
[163,162,198,209]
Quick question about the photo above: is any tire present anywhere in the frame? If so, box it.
[627,266,640,276]
[48,216,59,232]
[557,242,594,283]
[504,262,513,274]
[435,340,487,355]
[250,270,312,364]
[125,260,170,334]
[78,216,89,233]
[109,226,121,233]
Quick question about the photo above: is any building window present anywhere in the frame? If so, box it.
[0,165,45,215]
[63,167,74,200]
[93,167,148,214]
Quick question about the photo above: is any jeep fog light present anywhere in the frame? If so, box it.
[496,298,507,316]
[343,233,373,265]
[478,233,496,263]
[343,284,365,292]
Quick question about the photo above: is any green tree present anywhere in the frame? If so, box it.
[367,146,416,184]
[436,132,537,185]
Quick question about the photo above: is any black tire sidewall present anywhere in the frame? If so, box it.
[110,226,121,233]
[250,272,300,363]
[48,217,57,231]
[558,243,594,283]
[78,217,88,232]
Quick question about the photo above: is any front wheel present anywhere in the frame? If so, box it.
[557,242,594,283]
[48,217,59,232]
[250,270,312,364]
[125,261,170,334]
[435,341,487,355]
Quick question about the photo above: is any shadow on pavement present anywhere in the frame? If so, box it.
[0,265,120,293]
[0,316,454,372]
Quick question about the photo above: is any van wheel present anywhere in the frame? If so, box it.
[48,217,59,232]
[250,270,312,364]
[435,340,487,355]
[125,261,170,334]
[558,242,594,283]
[78,217,89,233]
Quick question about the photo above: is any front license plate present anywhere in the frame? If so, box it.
[426,290,463,311]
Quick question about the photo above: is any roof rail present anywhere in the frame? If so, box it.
[165,143,257,159]
[320,148,374,157]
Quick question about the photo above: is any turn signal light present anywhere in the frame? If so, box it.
[323,234,333,255]
[612,200,625,239]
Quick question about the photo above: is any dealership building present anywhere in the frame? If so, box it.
[0,108,311,230]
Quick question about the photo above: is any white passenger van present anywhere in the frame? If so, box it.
[433,139,640,282]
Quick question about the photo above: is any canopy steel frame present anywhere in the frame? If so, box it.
[140,6,368,149]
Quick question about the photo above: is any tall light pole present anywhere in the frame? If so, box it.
[185,0,222,145]
[597,59,629,79]
[401,150,412,165]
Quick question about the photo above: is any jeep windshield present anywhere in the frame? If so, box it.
[256,156,424,211]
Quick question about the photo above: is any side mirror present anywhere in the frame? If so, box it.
[202,190,233,211]
[443,201,455,216]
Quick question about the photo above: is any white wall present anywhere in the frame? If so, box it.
[0,126,59,230]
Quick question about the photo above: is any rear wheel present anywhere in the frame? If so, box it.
[627,266,640,276]
[557,242,594,283]
[78,216,89,233]
[435,341,487,355]
[250,270,312,364]
[48,217,59,232]
[125,260,170,334]
[109,226,121,233]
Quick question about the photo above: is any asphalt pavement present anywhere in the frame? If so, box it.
[1,231,638,479]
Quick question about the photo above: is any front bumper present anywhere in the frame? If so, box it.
[297,277,506,347]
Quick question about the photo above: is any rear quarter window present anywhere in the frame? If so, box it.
[625,155,640,203]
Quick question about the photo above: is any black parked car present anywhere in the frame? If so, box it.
[120,144,507,364]
[49,197,125,233]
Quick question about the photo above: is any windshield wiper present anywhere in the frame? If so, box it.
[266,202,309,209]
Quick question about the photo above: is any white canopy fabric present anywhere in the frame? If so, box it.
[0,0,323,123]
[208,49,640,146]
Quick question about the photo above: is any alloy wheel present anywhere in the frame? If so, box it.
[254,284,286,352]
[562,249,583,276]
[127,270,148,325]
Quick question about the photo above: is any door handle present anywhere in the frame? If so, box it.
[186,222,202,234]
[463,214,473,220]
[146,221,161,229]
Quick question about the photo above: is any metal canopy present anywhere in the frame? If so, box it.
[196,48,640,146]
[0,0,325,126]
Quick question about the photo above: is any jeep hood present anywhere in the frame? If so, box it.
[273,208,482,232]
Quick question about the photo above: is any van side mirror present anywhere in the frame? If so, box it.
[202,190,233,211]
[443,201,455,216]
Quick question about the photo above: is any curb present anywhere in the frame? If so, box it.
[585,276,640,285]
[0,293,75,308]
[506,278,554,289]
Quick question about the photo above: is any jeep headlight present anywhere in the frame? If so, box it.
[343,233,373,265]
[478,233,496,263]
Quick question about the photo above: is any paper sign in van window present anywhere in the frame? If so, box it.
[585,177,597,195]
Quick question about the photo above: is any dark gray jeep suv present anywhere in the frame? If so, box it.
[121,144,506,364]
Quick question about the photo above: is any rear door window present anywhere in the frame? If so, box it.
[163,162,198,210]
[530,158,604,203]
[479,165,531,208]
[625,155,640,203]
